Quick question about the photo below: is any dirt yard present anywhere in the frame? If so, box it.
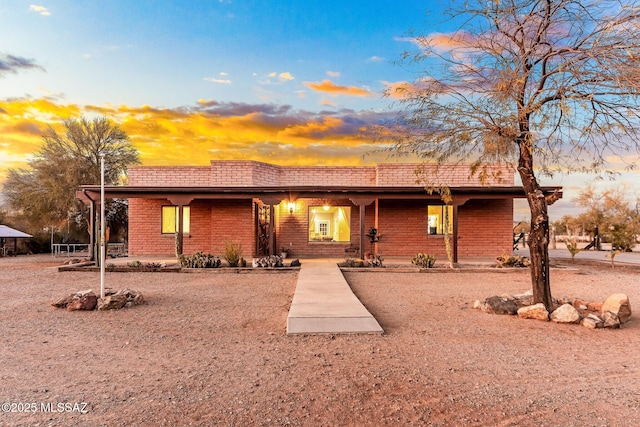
[0,255,639,426]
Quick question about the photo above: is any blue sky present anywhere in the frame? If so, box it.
[0,0,439,109]
[1,0,638,222]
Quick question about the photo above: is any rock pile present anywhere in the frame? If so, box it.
[52,288,144,312]
[474,291,631,329]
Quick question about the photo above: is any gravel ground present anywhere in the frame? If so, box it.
[0,255,639,426]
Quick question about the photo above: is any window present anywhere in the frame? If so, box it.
[427,205,453,235]
[308,206,351,242]
[162,206,190,234]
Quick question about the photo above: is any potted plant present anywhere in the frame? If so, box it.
[280,247,289,259]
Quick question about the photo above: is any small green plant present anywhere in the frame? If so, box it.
[565,239,581,263]
[606,249,621,269]
[224,241,243,267]
[412,253,436,268]
[127,260,142,268]
[495,253,530,268]
[179,252,222,268]
[106,263,115,271]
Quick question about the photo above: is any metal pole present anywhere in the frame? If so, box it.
[100,153,106,299]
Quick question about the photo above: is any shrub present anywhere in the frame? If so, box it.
[127,260,142,268]
[224,241,243,267]
[179,252,222,268]
[565,239,581,263]
[495,253,530,268]
[365,253,384,267]
[253,255,283,268]
[412,253,436,268]
[339,258,365,267]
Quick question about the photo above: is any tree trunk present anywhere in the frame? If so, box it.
[518,143,553,312]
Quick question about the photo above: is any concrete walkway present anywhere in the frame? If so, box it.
[286,259,384,335]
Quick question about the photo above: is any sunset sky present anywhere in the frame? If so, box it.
[1,0,638,220]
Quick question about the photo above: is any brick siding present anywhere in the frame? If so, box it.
[126,161,515,258]
[129,160,512,188]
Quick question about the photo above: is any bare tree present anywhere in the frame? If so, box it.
[385,0,640,310]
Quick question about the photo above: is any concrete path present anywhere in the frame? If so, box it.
[286,259,384,335]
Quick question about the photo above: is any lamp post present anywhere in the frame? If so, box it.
[100,153,106,299]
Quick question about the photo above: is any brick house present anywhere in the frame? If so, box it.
[77,160,561,261]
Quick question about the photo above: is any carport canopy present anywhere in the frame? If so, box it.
[0,225,32,256]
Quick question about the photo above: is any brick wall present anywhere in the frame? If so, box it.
[275,198,375,258]
[126,161,515,258]
[128,166,211,186]
[128,198,255,257]
[375,163,514,187]
[128,198,172,255]
[209,199,255,257]
[279,167,376,186]
[457,199,513,257]
[374,198,513,258]
[129,160,512,188]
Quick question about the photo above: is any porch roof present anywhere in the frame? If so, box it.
[77,184,562,204]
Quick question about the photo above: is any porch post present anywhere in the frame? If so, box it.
[269,205,275,255]
[176,204,184,256]
[349,198,376,258]
[452,205,459,264]
[88,200,95,260]
[168,196,193,258]
[359,205,366,258]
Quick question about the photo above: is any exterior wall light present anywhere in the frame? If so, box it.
[288,202,296,214]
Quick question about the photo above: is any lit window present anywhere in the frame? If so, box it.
[162,206,190,234]
[427,205,453,235]
[308,206,351,242]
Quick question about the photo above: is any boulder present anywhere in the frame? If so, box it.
[97,294,127,310]
[601,311,621,329]
[290,259,301,267]
[512,290,534,307]
[517,303,549,321]
[52,294,75,309]
[483,296,518,315]
[66,291,98,312]
[581,314,604,329]
[587,301,603,312]
[550,304,581,324]
[115,288,144,307]
[602,294,631,324]
[572,299,588,311]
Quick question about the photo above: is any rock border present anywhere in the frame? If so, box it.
[474,292,632,329]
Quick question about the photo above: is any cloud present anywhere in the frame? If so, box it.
[326,71,340,78]
[0,97,401,181]
[303,80,374,97]
[29,5,50,16]
[368,56,384,62]
[0,54,45,77]
[204,77,231,84]
[260,72,294,85]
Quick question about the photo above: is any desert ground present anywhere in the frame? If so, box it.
[0,254,639,427]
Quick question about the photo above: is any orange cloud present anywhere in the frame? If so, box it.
[303,80,374,97]
[0,97,399,182]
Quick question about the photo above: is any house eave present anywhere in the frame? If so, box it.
[77,185,563,204]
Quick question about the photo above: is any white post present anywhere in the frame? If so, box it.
[100,153,106,299]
